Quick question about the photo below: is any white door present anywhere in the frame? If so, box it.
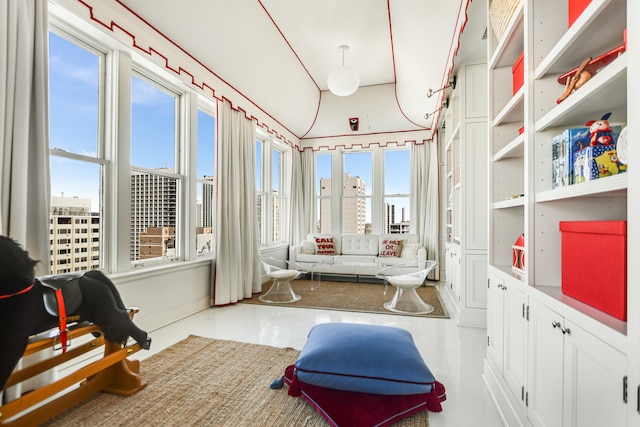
[504,283,527,407]
[562,320,627,427]
[528,299,564,427]
[486,271,505,371]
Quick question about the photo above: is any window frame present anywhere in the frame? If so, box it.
[129,68,184,266]
[48,11,216,276]
[48,25,108,275]
[315,146,412,235]
[256,130,290,247]
[195,100,217,258]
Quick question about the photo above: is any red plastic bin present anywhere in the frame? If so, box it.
[512,51,524,95]
[559,220,627,320]
[569,0,591,28]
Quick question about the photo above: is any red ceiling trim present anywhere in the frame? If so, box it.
[387,0,430,131]
[306,127,426,140]
[76,0,301,150]
[306,138,418,152]
[257,1,322,139]
[431,0,472,132]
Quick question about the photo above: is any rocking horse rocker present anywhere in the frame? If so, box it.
[0,235,151,426]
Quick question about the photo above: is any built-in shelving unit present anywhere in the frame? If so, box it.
[484,1,637,426]
[441,62,489,328]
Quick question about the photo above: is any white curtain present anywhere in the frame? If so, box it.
[290,148,315,245]
[0,0,51,264]
[410,140,440,280]
[0,0,52,403]
[212,100,260,305]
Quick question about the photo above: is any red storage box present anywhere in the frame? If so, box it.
[569,0,591,28]
[512,51,524,95]
[559,220,627,320]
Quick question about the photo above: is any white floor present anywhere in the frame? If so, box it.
[139,286,505,427]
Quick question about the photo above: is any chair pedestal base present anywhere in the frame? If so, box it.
[258,280,301,303]
[383,287,434,314]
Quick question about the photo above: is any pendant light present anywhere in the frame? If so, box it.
[327,45,360,97]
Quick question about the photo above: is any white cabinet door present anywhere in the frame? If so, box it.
[528,299,564,427]
[504,283,526,407]
[487,271,505,371]
[465,254,488,309]
[528,300,628,427]
[563,320,627,427]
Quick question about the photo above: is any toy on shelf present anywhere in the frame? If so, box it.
[572,112,624,183]
[556,42,626,104]
[557,56,592,103]
[586,112,614,146]
[512,234,524,274]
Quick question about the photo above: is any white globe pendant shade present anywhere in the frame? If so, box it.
[327,66,360,96]
[327,45,360,97]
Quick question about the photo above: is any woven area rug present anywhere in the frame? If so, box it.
[241,279,449,318]
[43,335,429,426]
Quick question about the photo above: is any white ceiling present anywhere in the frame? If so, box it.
[118,0,487,140]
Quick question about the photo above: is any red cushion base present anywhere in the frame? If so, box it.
[284,365,445,427]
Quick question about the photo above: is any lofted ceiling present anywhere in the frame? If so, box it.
[117,0,487,141]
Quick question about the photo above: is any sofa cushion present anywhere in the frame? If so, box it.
[341,234,379,256]
[296,254,335,263]
[300,240,316,254]
[401,242,423,258]
[379,239,403,257]
[378,257,417,267]
[335,255,377,264]
[308,234,342,254]
[314,236,336,255]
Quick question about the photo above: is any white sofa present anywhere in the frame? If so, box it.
[289,233,426,279]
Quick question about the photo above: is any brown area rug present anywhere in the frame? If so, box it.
[241,279,449,318]
[43,335,429,426]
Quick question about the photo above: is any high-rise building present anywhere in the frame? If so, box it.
[49,194,100,275]
[384,202,395,233]
[320,173,366,234]
[202,175,215,227]
[130,169,177,261]
[138,227,175,260]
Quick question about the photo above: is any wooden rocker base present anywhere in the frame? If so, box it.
[1,311,146,427]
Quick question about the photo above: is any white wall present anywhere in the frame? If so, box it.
[110,260,211,332]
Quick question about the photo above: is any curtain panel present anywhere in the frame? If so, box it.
[290,148,315,245]
[0,0,51,265]
[0,0,52,403]
[410,141,440,280]
[212,100,260,305]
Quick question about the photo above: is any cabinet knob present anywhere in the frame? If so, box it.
[552,321,561,329]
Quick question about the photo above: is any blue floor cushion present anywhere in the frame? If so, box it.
[290,323,436,395]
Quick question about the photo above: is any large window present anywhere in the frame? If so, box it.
[256,134,289,246]
[48,20,212,274]
[196,107,216,256]
[343,152,372,235]
[48,31,104,275]
[384,149,411,233]
[315,147,411,235]
[130,74,181,263]
[316,154,332,233]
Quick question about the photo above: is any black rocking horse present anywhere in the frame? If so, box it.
[0,235,151,392]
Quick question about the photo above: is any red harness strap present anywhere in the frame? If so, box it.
[55,288,69,353]
[0,283,34,299]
